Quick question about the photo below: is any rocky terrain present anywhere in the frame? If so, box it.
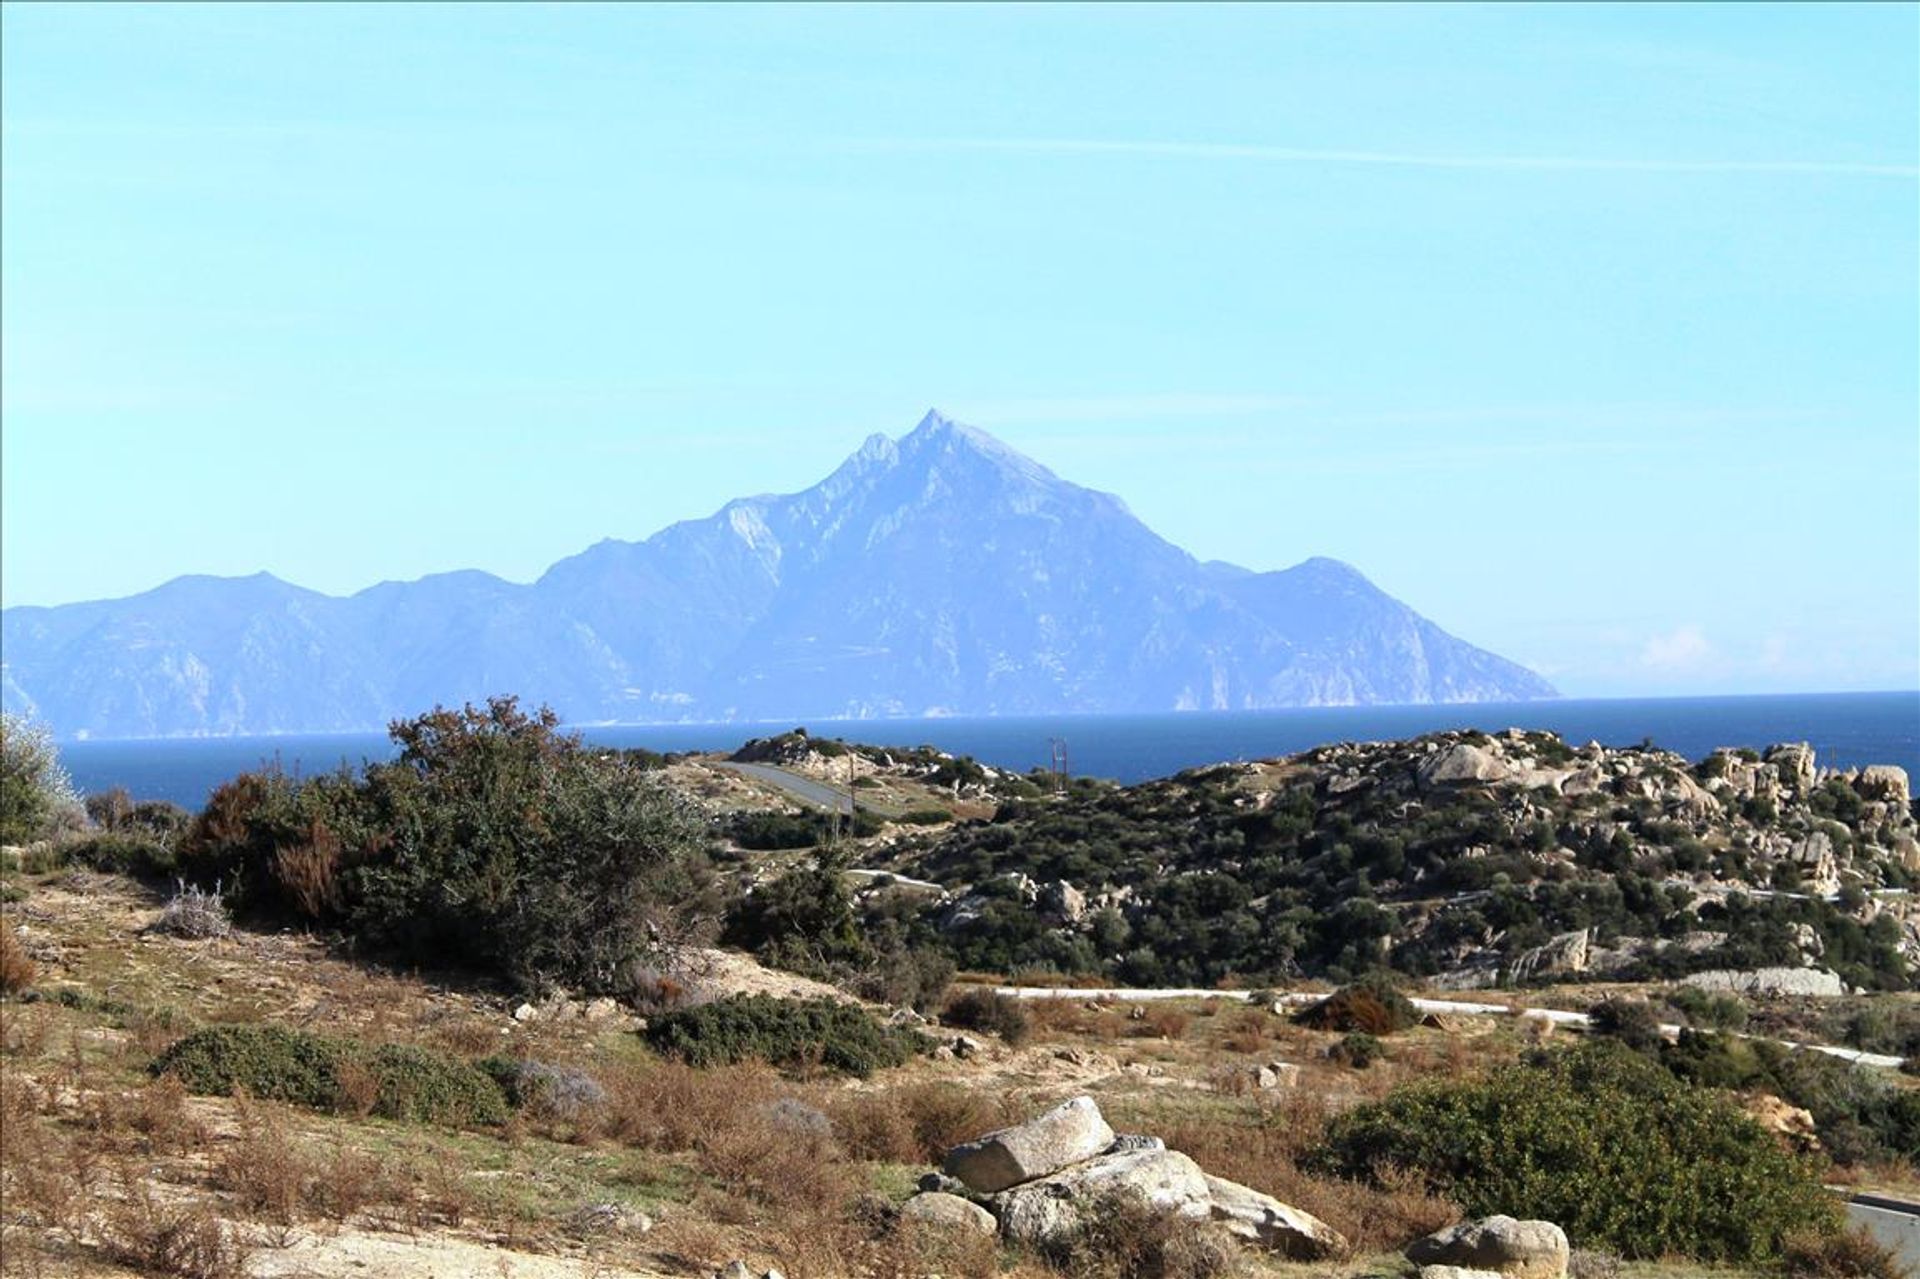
[751,731,1920,993]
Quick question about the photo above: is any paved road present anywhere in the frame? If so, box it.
[1848,1195,1920,1270]
[716,761,853,814]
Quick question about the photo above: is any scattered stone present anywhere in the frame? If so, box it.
[1507,929,1589,983]
[943,1095,1117,1194]
[511,1002,538,1022]
[580,997,621,1021]
[567,1201,652,1236]
[994,1147,1212,1246]
[1408,1215,1570,1279]
[1203,1173,1347,1258]
[1766,743,1817,792]
[951,1033,986,1060]
[1421,1268,1506,1279]
[900,1191,997,1236]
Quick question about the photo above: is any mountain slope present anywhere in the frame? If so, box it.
[1,410,1555,737]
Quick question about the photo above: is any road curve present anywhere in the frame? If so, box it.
[715,761,853,814]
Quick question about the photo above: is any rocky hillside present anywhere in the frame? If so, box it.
[2,411,1553,738]
[860,733,1919,991]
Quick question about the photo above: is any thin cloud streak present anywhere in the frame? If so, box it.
[852,137,1919,179]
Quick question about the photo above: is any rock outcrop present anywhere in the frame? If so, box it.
[944,1095,1116,1194]
[928,1095,1346,1258]
[1408,1216,1570,1279]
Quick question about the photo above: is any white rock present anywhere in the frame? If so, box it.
[1407,1215,1570,1279]
[1203,1173,1347,1258]
[943,1095,1117,1194]
[994,1148,1211,1246]
[900,1191,997,1236]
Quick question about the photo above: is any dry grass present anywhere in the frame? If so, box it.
[2,925,36,993]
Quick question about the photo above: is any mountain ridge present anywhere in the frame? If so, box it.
[2,410,1556,737]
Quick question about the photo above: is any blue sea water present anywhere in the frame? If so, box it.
[57,691,1920,812]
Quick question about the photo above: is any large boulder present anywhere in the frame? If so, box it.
[1856,765,1912,811]
[1203,1173,1347,1258]
[943,1095,1117,1194]
[1765,743,1817,792]
[900,1191,997,1236]
[994,1147,1211,1246]
[1418,744,1514,789]
[1407,1216,1569,1279]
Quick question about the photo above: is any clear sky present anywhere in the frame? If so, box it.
[3,3,1915,697]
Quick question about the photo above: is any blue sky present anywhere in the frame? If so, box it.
[3,3,1915,697]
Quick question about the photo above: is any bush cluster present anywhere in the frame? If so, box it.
[643,994,928,1077]
[152,1024,509,1126]
[173,698,714,995]
[1,711,79,845]
[941,987,1032,1045]
[1308,1040,1838,1261]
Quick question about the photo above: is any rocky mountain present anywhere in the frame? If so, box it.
[2,411,1555,738]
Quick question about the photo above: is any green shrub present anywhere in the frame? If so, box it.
[153,1024,509,1126]
[152,1024,352,1110]
[893,808,954,826]
[1293,975,1419,1035]
[176,698,714,995]
[62,832,178,879]
[364,1042,511,1125]
[1587,998,1666,1053]
[942,986,1031,1045]
[1329,1031,1384,1069]
[644,995,928,1077]
[1308,1040,1838,1261]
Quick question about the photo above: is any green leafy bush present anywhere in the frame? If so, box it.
[153,1024,509,1126]
[1308,1040,1838,1260]
[1329,1031,1384,1069]
[176,698,714,995]
[62,832,178,879]
[644,995,928,1077]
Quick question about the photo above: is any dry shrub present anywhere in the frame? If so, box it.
[150,882,232,940]
[2,999,53,1058]
[1222,1012,1268,1055]
[603,1058,778,1151]
[216,1107,310,1226]
[332,1055,381,1117]
[1784,1226,1913,1279]
[1,927,36,994]
[1039,1193,1244,1279]
[272,818,342,918]
[1025,998,1113,1039]
[1126,1007,1191,1040]
[130,1076,204,1157]
[830,1081,1006,1164]
[427,1015,502,1058]
[101,1167,251,1279]
[1156,1105,1456,1255]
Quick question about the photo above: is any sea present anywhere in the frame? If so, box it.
[56,690,1920,812]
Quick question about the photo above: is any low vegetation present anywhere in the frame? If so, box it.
[644,993,929,1077]
[153,1023,511,1126]
[1310,1040,1839,1261]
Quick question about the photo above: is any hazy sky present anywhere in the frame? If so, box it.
[3,3,1915,698]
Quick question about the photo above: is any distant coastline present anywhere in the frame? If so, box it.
[56,689,1920,811]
